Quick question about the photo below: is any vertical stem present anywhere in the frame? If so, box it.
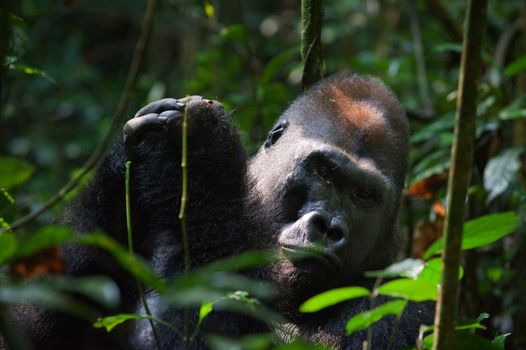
[125,161,162,350]
[408,0,434,115]
[432,1,487,349]
[301,0,324,90]
[178,107,191,349]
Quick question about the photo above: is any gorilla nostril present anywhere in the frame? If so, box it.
[207,99,214,105]
[326,228,343,242]
[311,213,329,234]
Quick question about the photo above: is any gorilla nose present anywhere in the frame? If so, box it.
[305,211,350,250]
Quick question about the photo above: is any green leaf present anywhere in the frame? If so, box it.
[260,48,298,85]
[424,212,520,259]
[411,112,455,143]
[77,232,166,292]
[366,258,424,279]
[452,331,502,350]
[417,258,463,284]
[299,286,370,313]
[199,301,214,324]
[0,278,97,320]
[505,55,526,77]
[204,0,215,18]
[0,157,35,188]
[492,333,510,349]
[346,300,407,335]
[93,313,143,332]
[18,226,73,257]
[166,272,275,306]
[207,333,277,350]
[13,64,56,83]
[50,276,120,309]
[0,232,17,264]
[483,149,521,202]
[433,43,463,53]
[378,279,438,301]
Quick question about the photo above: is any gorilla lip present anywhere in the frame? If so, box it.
[281,245,343,273]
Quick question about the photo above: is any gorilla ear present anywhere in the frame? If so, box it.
[264,120,289,148]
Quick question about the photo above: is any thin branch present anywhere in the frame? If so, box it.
[432,1,488,349]
[4,0,159,232]
[409,0,434,116]
[301,0,323,90]
[178,106,191,349]
[426,0,463,43]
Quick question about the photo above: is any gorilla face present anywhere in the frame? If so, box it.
[248,74,409,304]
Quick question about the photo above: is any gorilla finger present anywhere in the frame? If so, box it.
[123,113,163,144]
[134,98,185,118]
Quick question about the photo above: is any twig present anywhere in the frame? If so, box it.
[301,0,324,89]
[408,0,434,116]
[3,0,159,232]
[178,106,191,349]
[432,1,488,349]
[125,161,162,350]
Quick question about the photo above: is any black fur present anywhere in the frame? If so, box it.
[6,73,434,349]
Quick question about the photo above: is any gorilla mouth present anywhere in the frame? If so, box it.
[281,245,343,273]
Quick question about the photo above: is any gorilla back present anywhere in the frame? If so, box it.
[6,73,434,349]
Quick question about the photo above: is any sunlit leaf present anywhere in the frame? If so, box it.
[199,301,214,324]
[483,149,521,202]
[346,300,407,335]
[13,64,56,83]
[299,286,370,313]
[204,0,215,18]
[424,212,520,259]
[0,157,35,189]
[93,313,143,332]
[417,258,463,284]
[378,279,438,301]
[366,258,425,279]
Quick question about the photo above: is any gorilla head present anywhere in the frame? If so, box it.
[248,73,409,312]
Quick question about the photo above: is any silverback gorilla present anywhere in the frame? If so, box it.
[7,73,434,349]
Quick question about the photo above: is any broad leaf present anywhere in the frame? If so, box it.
[423,212,519,259]
[417,258,463,284]
[483,149,521,202]
[346,300,407,335]
[0,157,35,189]
[366,258,425,279]
[299,286,370,313]
[378,279,438,301]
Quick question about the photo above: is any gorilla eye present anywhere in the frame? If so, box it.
[315,165,333,184]
[264,120,288,148]
[351,187,377,209]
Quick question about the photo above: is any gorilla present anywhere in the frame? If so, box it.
[5,73,434,349]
